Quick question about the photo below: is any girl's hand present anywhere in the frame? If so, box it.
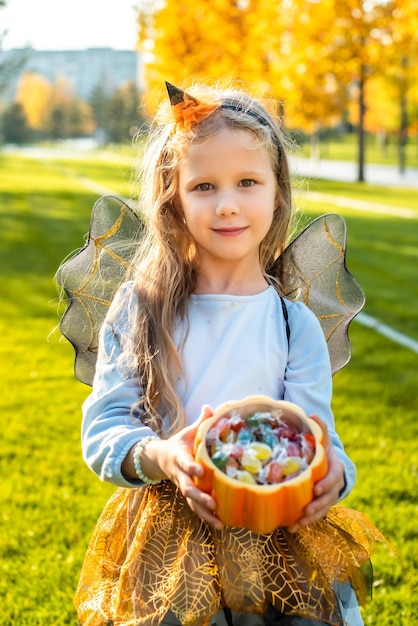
[155,405,225,531]
[287,414,345,533]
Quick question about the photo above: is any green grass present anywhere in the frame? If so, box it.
[298,132,418,168]
[297,177,418,211]
[1,149,417,624]
[293,201,418,341]
[0,153,114,624]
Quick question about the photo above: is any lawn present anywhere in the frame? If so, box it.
[293,185,418,342]
[1,149,417,625]
[298,132,418,169]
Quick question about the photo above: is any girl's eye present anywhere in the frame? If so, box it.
[239,179,255,188]
[196,182,213,191]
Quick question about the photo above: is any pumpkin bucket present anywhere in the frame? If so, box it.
[193,395,328,534]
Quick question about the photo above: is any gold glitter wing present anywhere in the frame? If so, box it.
[55,195,143,385]
[270,213,365,375]
[74,483,396,626]
[56,200,364,384]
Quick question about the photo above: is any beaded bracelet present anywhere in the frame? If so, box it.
[133,435,162,485]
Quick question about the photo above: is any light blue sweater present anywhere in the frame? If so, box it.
[82,283,356,494]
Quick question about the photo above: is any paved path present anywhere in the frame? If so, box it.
[291,156,418,188]
[356,312,418,354]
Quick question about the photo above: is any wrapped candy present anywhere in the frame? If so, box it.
[193,396,328,533]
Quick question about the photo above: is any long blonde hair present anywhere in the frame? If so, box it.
[113,83,293,436]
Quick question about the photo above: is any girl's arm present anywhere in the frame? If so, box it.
[82,301,225,528]
[81,319,160,487]
[121,407,225,530]
[283,300,356,495]
[83,322,223,528]
[283,301,355,529]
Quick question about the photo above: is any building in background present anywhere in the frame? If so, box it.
[0,47,142,102]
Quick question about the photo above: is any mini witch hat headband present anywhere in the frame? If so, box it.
[165,81,271,131]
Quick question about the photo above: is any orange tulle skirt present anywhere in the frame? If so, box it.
[75,481,392,626]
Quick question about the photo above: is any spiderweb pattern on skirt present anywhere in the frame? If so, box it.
[75,482,393,626]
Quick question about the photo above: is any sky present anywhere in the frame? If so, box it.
[1,0,139,51]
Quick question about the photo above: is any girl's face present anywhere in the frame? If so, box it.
[178,127,277,275]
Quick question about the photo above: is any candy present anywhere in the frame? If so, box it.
[245,412,263,427]
[205,408,315,485]
[226,466,257,484]
[211,451,229,469]
[248,442,272,460]
[241,451,262,473]
[261,430,278,448]
[266,461,284,484]
[235,470,256,484]
[282,457,302,476]
[237,429,252,445]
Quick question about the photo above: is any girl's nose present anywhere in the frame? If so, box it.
[215,191,240,217]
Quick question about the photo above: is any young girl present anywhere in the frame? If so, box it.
[74,82,383,626]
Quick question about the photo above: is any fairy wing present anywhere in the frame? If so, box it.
[270,213,365,374]
[55,195,143,386]
[56,199,364,384]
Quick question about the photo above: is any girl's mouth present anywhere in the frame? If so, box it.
[212,227,248,237]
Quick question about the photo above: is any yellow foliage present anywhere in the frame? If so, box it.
[133,0,418,134]
[348,75,399,133]
[49,75,74,104]
[138,0,286,104]
[16,72,52,129]
[15,71,94,136]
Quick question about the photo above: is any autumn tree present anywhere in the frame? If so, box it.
[137,0,418,182]
[1,101,31,143]
[15,72,53,130]
[269,0,396,179]
[348,74,398,139]
[15,73,95,139]
[284,0,417,175]
[44,97,94,139]
[324,1,394,181]
[270,0,349,159]
[137,0,289,104]
[104,80,144,143]
[89,83,109,141]
[43,76,95,138]
[136,0,386,179]
[384,0,418,173]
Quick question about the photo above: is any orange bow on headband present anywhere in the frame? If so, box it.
[165,81,220,131]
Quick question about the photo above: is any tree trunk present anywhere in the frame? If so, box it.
[357,64,366,183]
[398,56,408,176]
[310,124,320,161]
